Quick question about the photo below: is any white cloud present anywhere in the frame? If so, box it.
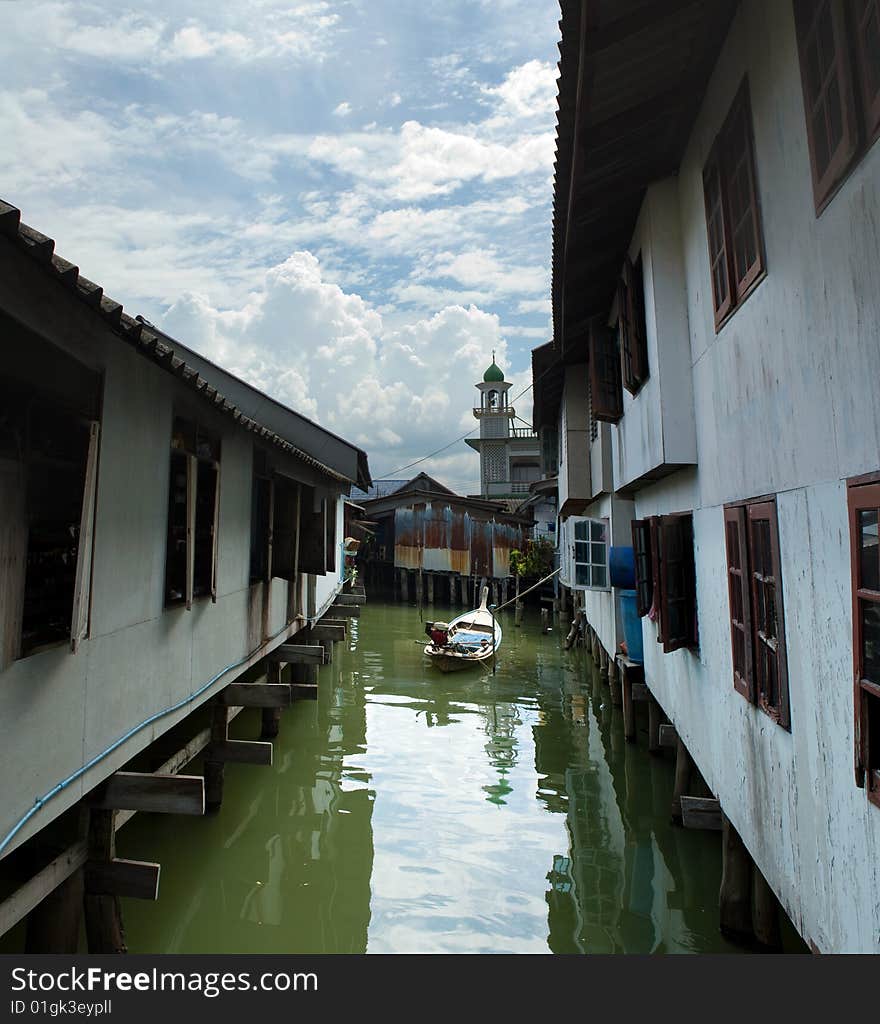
[483,60,558,121]
[333,101,353,117]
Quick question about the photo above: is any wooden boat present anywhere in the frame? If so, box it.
[423,586,502,672]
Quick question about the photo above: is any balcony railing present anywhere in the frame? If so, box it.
[473,407,514,417]
[511,426,538,438]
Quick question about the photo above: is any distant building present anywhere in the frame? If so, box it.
[466,355,541,499]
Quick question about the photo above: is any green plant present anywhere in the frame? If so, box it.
[509,537,555,579]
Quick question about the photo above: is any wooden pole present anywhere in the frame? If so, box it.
[621,661,636,741]
[647,693,663,755]
[427,572,435,605]
[25,865,83,953]
[460,575,467,606]
[514,573,523,627]
[720,813,754,942]
[608,655,622,707]
[501,578,508,607]
[84,809,126,954]
[261,661,284,739]
[541,608,550,633]
[599,647,609,679]
[450,574,457,605]
[671,735,694,823]
[752,864,782,949]
[204,704,229,812]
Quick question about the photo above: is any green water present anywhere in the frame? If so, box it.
[117,602,746,954]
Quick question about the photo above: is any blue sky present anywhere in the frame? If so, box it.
[1,0,560,492]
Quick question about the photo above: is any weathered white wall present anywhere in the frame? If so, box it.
[621,0,880,952]
[612,180,697,492]
[0,251,349,860]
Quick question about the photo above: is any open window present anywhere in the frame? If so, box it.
[249,454,273,585]
[164,416,220,609]
[618,254,649,395]
[0,332,102,664]
[631,513,698,653]
[569,517,609,590]
[298,484,328,576]
[848,475,880,802]
[724,497,790,728]
[588,321,622,424]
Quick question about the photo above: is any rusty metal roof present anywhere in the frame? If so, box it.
[551,0,737,358]
[0,199,371,489]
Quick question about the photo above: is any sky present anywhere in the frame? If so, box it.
[0,0,560,493]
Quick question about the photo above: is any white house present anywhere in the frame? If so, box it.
[537,0,880,953]
[0,200,370,949]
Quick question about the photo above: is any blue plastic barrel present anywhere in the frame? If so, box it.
[609,546,636,589]
[618,590,644,663]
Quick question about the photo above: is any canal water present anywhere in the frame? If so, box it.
[118,602,749,954]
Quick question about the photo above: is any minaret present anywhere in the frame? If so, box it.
[470,352,514,497]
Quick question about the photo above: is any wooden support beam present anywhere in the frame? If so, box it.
[659,723,678,749]
[313,624,345,643]
[209,739,273,766]
[221,682,292,708]
[85,859,161,901]
[631,682,649,702]
[329,603,361,618]
[334,592,366,606]
[647,694,663,755]
[272,643,324,664]
[620,660,636,742]
[680,795,722,831]
[671,736,694,824]
[720,814,754,941]
[0,842,88,940]
[291,683,319,701]
[88,772,205,816]
[84,809,126,954]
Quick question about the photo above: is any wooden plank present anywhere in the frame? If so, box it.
[220,683,292,708]
[0,841,88,938]
[84,859,160,901]
[291,683,319,701]
[329,603,360,618]
[88,772,204,815]
[209,740,273,766]
[272,643,324,664]
[680,795,722,831]
[631,682,649,702]
[334,593,366,606]
[318,618,348,633]
[71,421,99,652]
[659,723,678,749]
[312,624,345,643]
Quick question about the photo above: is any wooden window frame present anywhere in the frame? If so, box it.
[569,516,610,592]
[164,417,221,610]
[702,79,766,331]
[723,496,790,730]
[631,513,697,652]
[848,474,880,805]
[793,0,879,215]
[588,321,622,424]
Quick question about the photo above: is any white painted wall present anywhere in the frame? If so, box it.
[0,251,352,860]
[611,0,880,952]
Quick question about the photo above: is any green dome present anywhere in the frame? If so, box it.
[483,360,505,383]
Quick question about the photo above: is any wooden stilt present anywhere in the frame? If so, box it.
[25,865,83,953]
[427,573,435,605]
[647,693,663,755]
[450,575,457,605]
[501,579,508,606]
[752,864,782,949]
[492,581,500,608]
[671,735,694,823]
[84,809,126,954]
[399,569,408,603]
[204,704,229,812]
[480,576,487,601]
[620,658,637,741]
[262,662,283,739]
[720,814,754,942]
[599,647,609,679]
[292,661,319,700]
[460,575,467,606]
[541,608,550,633]
[608,656,622,707]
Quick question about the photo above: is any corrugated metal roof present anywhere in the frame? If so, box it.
[0,199,368,488]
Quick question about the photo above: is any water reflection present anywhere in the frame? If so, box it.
[119,602,742,954]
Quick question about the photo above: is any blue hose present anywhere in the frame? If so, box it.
[0,622,292,857]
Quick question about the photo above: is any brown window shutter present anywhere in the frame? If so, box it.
[659,514,697,653]
[747,500,790,730]
[724,505,755,702]
[271,474,299,580]
[617,274,635,394]
[702,141,734,326]
[793,0,859,212]
[855,0,880,142]
[721,81,766,300]
[625,255,649,388]
[588,321,622,423]
[650,516,665,644]
[631,518,653,618]
[847,480,880,789]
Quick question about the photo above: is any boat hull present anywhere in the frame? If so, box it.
[423,587,501,671]
[423,646,496,672]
